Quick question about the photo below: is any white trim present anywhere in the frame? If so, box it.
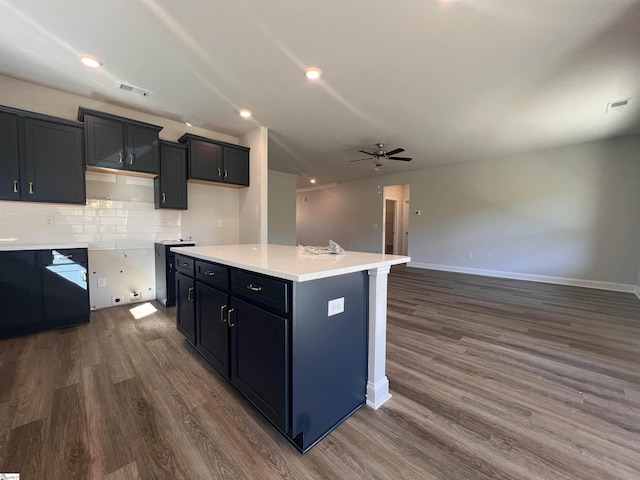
[407,262,637,293]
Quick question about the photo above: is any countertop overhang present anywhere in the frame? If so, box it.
[0,242,89,252]
[171,244,410,282]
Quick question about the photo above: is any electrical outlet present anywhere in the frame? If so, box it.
[328,297,345,316]
[467,251,473,259]
[98,277,107,288]
[218,219,224,227]
[486,252,492,261]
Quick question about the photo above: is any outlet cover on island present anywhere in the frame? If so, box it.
[328,297,345,316]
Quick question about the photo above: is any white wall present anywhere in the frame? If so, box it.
[0,74,257,309]
[297,135,640,290]
[239,126,269,244]
[268,170,297,246]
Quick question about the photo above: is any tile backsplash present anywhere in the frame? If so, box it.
[0,198,181,249]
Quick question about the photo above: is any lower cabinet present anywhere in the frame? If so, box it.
[0,248,89,338]
[174,253,367,453]
[175,272,196,344]
[230,297,288,433]
[196,282,230,377]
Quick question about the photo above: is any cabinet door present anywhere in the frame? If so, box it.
[0,251,43,338]
[230,297,288,432]
[223,146,249,186]
[0,111,20,200]
[127,124,159,174]
[196,283,230,377]
[188,140,223,182]
[23,118,85,204]
[156,143,187,209]
[84,115,125,169]
[176,272,196,344]
[40,250,89,328]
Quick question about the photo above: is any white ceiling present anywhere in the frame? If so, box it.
[1,0,639,186]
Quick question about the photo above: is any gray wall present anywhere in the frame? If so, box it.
[297,135,640,288]
[268,170,297,245]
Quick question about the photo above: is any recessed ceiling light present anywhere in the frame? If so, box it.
[305,67,322,80]
[80,55,103,69]
[185,122,193,127]
[310,179,316,184]
[239,109,252,118]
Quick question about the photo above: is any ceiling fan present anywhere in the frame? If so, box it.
[350,143,412,171]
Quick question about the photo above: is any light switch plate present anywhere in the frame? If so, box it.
[328,297,344,316]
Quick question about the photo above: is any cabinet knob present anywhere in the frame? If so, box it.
[247,284,262,292]
[220,304,228,323]
[227,308,235,327]
[28,181,34,194]
[13,180,18,193]
[119,152,124,163]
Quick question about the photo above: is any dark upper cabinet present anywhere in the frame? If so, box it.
[0,111,20,200]
[0,106,85,204]
[23,118,85,204]
[178,133,249,187]
[155,141,187,210]
[78,107,162,176]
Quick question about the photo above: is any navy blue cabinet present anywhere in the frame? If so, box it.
[175,271,196,344]
[155,141,188,210]
[177,133,249,187]
[174,254,367,453]
[78,107,162,176]
[0,106,85,204]
[0,248,89,338]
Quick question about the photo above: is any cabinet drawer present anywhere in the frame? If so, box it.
[42,248,88,265]
[195,260,228,290]
[175,255,195,276]
[231,270,289,313]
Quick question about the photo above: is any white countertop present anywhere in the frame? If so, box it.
[0,242,89,252]
[171,244,410,282]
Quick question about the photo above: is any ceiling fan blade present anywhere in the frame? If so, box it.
[389,156,412,161]
[358,150,375,156]
[385,148,405,156]
[350,158,374,162]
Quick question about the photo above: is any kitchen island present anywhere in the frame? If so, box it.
[171,243,409,452]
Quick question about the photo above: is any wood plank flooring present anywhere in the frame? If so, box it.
[1,266,639,479]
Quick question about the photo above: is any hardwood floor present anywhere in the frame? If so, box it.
[1,267,639,479]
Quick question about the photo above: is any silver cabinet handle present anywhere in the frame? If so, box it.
[178,261,189,267]
[247,284,262,292]
[129,153,135,165]
[224,169,228,179]
[162,192,166,203]
[119,152,124,163]
[13,180,18,193]
[205,270,215,276]
[55,254,72,260]
[28,181,34,194]
[220,304,227,323]
[81,271,87,283]
[217,167,221,178]
[227,308,235,327]
[187,287,194,301]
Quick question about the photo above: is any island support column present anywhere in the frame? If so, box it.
[366,265,392,409]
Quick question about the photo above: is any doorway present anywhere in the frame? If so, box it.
[385,199,397,254]
[383,184,410,256]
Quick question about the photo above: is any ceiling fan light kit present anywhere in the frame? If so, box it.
[350,143,412,171]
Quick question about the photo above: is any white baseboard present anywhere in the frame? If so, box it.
[407,262,637,293]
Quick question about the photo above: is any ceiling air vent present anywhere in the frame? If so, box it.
[606,98,630,113]
[116,82,150,97]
